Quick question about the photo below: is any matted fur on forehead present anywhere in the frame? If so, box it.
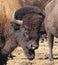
[22,13,43,27]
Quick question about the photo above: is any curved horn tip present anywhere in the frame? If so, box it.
[14,20,23,25]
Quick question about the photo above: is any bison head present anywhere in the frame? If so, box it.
[12,6,45,60]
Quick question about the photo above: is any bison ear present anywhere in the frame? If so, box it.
[10,22,20,30]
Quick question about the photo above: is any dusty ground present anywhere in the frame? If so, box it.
[7,38,58,65]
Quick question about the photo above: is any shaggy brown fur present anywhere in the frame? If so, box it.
[0,0,22,64]
[0,0,22,48]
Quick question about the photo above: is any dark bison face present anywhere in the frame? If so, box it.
[10,22,36,60]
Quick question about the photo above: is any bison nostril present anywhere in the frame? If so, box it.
[30,44,36,50]
[32,44,38,49]
[32,47,35,50]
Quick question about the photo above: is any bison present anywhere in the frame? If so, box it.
[11,6,45,58]
[44,0,58,60]
[0,6,45,65]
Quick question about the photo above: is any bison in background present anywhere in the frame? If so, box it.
[44,0,58,60]
[0,0,22,65]
[0,0,22,48]
[20,0,52,11]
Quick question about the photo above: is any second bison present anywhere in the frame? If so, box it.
[44,0,58,60]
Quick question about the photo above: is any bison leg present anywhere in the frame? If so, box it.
[48,32,54,60]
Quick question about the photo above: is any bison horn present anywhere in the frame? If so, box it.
[13,20,23,25]
[12,10,23,25]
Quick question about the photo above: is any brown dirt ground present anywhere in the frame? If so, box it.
[7,38,58,65]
